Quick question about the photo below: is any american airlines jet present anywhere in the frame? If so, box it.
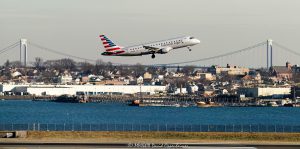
[99,35,200,59]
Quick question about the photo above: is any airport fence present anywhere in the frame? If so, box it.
[1,123,300,133]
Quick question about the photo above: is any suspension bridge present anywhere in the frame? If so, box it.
[0,39,299,68]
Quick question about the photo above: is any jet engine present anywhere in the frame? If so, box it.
[159,47,172,54]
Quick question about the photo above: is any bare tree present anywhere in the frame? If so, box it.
[33,57,43,69]
[10,61,22,68]
[94,59,106,75]
[106,61,114,71]
[4,60,10,68]
[42,58,77,72]
[60,58,76,70]
[147,66,159,75]
[134,63,145,77]
[181,65,195,75]
[293,73,300,83]
[2,60,11,80]
[78,61,93,75]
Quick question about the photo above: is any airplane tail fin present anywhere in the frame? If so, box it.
[99,35,122,52]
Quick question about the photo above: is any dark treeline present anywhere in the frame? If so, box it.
[0,58,197,83]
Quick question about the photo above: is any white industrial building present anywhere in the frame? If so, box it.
[238,87,291,98]
[0,84,167,96]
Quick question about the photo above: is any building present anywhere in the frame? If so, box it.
[292,65,300,73]
[58,74,73,84]
[241,71,262,86]
[290,86,300,99]
[172,72,185,77]
[0,84,167,96]
[186,84,199,94]
[200,73,215,80]
[238,87,291,98]
[208,64,249,75]
[192,71,215,80]
[270,62,293,80]
[143,72,152,79]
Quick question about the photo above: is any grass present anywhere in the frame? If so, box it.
[25,131,300,143]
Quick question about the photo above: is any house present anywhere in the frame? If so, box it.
[241,71,262,86]
[143,72,152,79]
[81,76,89,84]
[208,64,249,75]
[200,73,215,81]
[88,75,103,83]
[201,89,215,97]
[58,74,73,84]
[270,62,292,80]
[216,88,229,95]
[101,79,127,85]
[172,72,185,77]
[186,82,199,94]
[292,65,300,73]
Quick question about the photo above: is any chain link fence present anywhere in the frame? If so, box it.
[1,123,300,133]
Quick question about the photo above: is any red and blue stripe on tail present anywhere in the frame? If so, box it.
[99,35,124,54]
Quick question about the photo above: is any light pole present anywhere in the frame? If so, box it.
[137,76,143,100]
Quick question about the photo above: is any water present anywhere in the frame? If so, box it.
[1,100,300,125]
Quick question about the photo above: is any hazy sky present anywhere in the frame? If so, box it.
[1,0,300,67]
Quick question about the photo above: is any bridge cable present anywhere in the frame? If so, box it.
[272,42,300,57]
[0,42,20,55]
[154,41,267,66]
[28,42,97,63]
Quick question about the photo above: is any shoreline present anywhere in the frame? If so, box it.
[0,95,35,100]
[1,96,299,108]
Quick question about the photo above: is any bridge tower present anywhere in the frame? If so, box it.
[20,39,28,67]
[267,39,273,69]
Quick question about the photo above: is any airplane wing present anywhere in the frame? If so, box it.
[101,51,114,55]
[143,45,160,53]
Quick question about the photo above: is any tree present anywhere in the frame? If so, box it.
[33,57,43,69]
[147,66,159,75]
[10,61,22,68]
[4,60,10,68]
[94,59,106,75]
[176,66,181,73]
[181,65,195,75]
[43,58,77,72]
[134,63,145,77]
[293,73,300,83]
[59,58,76,70]
[119,65,132,76]
[2,60,12,80]
[78,61,93,75]
[106,61,114,71]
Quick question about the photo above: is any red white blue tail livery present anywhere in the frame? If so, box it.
[99,35,125,55]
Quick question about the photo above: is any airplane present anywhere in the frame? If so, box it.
[99,35,200,59]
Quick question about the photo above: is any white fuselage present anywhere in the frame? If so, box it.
[102,36,200,56]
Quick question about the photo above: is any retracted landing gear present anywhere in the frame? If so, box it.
[187,46,192,51]
[151,54,156,59]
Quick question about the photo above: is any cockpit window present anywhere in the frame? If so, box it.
[189,37,194,39]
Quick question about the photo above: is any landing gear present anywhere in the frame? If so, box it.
[151,54,155,59]
[187,46,192,51]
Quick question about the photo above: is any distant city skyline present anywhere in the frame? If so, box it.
[1,0,300,67]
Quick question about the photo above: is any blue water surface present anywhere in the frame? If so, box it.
[0,100,299,125]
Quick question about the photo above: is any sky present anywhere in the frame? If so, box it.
[1,0,300,67]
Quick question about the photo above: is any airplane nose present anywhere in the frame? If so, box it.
[194,39,200,44]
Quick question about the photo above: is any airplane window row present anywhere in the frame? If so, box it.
[131,40,182,50]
